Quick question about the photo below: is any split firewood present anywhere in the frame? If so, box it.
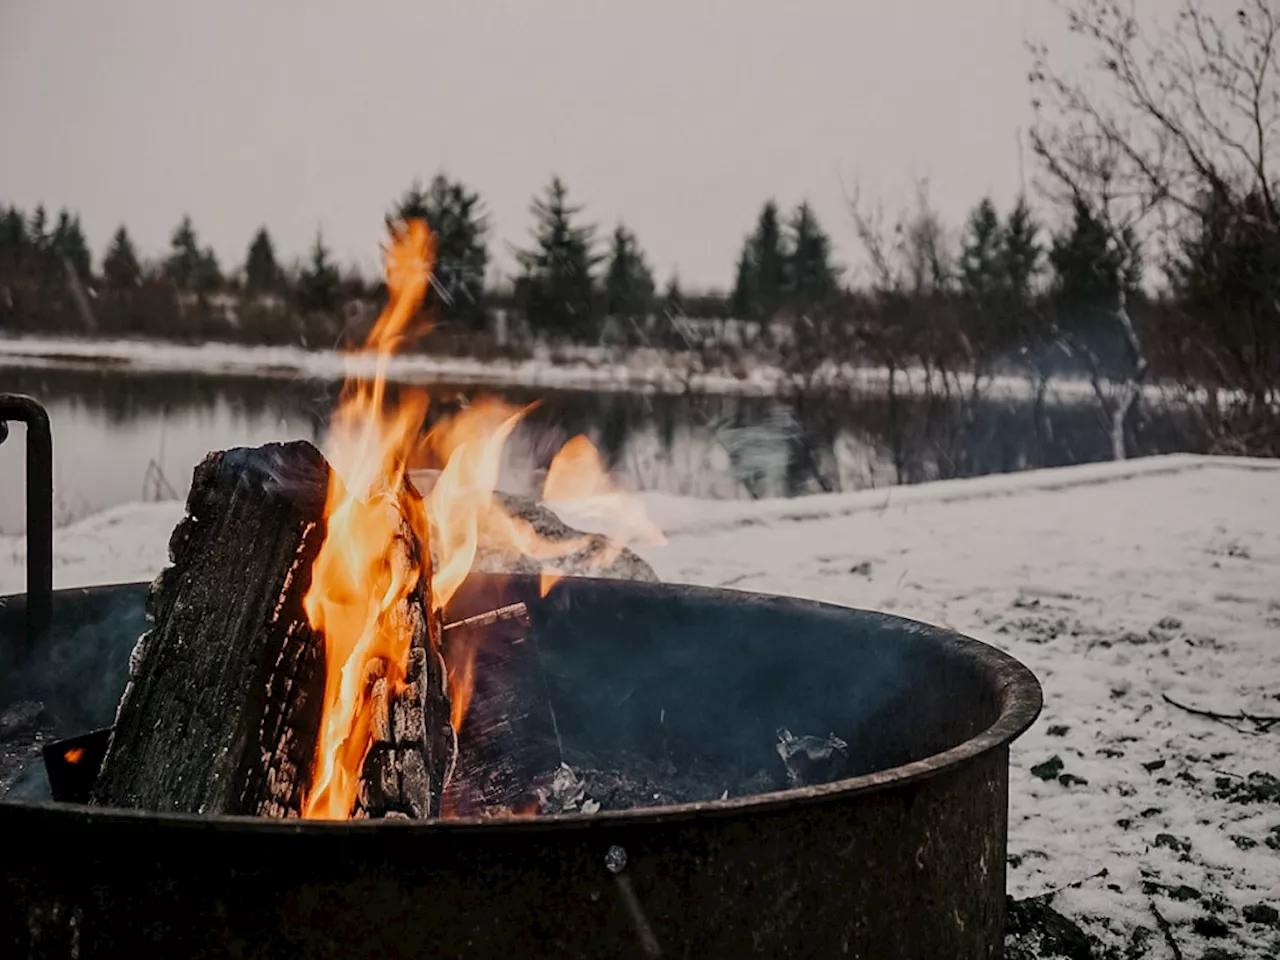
[91,442,331,816]
[91,442,455,819]
[351,496,455,820]
[439,601,566,817]
[407,469,659,584]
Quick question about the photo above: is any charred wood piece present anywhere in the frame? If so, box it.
[91,442,455,820]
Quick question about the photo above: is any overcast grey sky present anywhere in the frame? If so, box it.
[0,1,1075,290]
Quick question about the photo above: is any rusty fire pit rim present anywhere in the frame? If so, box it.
[1,578,1042,830]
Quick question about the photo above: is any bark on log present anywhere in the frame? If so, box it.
[91,442,455,819]
[92,442,331,816]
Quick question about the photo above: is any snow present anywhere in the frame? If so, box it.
[3,453,1279,956]
[0,334,1223,406]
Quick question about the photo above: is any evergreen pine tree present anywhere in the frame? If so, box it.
[1001,195,1042,306]
[752,201,789,317]
[1048,198,1143,374]
[49,210,92,279]
[730,200,791,319]
[958,198,1004,302]
[1172,189,1280,402]
[165,215,204,290]
[603,225,655,321]
[0,206,29,271]
[392,174,490,327]
[514,176,601,341]
[244,227,282,294]
[296,231,341,312]
[1048,198,1141,318]
[102,226,143,289]
[787,202,839,307]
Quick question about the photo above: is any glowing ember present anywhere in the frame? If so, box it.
[301,218,665,820]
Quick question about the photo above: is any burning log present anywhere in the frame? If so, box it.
[407,469,659,584]
[90,441,455,819]
[348,500,456,821]
[91,442,330,816]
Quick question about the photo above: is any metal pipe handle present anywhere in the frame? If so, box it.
[0,393,54,642]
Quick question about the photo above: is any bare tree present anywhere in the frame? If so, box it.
[1029,0,1280,456]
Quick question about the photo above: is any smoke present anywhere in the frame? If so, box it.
[1,584,150,799]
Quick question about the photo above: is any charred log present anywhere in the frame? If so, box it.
[91,442,331,816]
[90,442,455,820]
[352,514,455,820]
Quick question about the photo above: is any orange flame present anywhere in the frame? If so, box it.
[301,220,435,821]
[301,218,667,819]
[541,435,667,569]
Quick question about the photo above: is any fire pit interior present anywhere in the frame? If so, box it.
[3,573,1015,812]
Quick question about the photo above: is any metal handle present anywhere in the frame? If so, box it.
[0,394,54,643]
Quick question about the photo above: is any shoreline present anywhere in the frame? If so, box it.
[0,334,1214,406]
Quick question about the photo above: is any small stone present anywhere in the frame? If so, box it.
[848,561,873,577]
[1156,616,1183,630]
[1169,884,1201,902]
[1142,759,1166,772]
[1154,833,1191,853]
[1058,773,1089,787]
[1116,819,1133,830]
[1230,835,1257,850]
[1004,896,1095,960]
[1214,771,1280,804]
[1047,724,1070,737]
[1243,903,1279,926]
[1030,756,1065,781]
[1140,806,1162,818]
[1192,915,1230,938]
[604,845,627,874]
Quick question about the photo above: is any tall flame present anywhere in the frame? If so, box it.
[301,218,667,819]
[301,220,435,820]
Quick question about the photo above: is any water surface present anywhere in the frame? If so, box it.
[0,364,1205,535]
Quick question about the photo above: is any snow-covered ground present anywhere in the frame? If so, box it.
[2,453,1278,956]
[0,333,1213,406]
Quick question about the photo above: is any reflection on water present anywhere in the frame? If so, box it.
[0,365,1205,534]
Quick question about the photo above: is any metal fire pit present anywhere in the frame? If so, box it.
[0,395,1043,959]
